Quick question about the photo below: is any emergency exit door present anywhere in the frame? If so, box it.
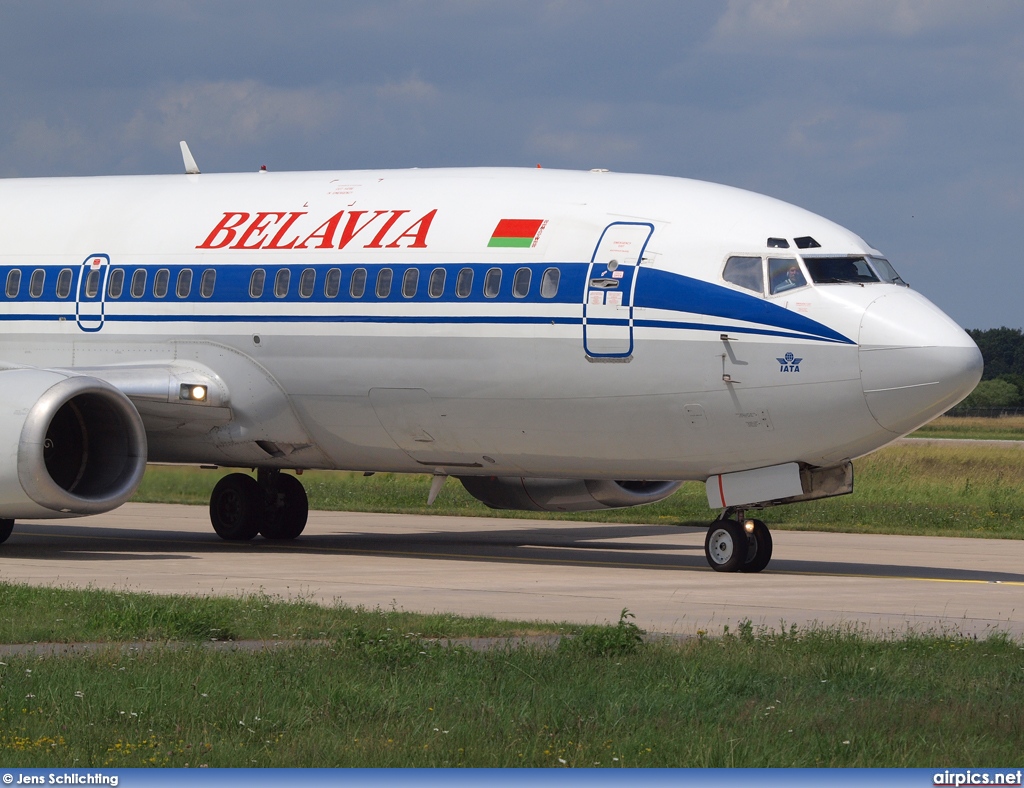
[583,222,653,358]
[76,253,109,332]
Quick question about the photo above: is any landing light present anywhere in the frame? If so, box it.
[179,384,208,402]
[744,519,755,533]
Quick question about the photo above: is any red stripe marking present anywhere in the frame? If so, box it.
[717,474,726,508]
[491,218,543,239]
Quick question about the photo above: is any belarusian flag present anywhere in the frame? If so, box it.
[487,218,544,248]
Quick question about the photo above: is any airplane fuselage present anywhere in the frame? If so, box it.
[0,166,982,569]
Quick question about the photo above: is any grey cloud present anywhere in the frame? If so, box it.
[0,0,1021,328]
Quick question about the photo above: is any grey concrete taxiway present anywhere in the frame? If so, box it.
[2,503,1022,638]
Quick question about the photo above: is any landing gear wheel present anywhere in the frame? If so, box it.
[705,519,746,572]
[259,473,309,540]
[0,519,14,544]
[740,518,773,573]
[209,473,262,541]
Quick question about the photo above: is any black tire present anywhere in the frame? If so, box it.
[704,519,746,572]
[739,518,773,573]
[260,473,308,540]
[0,519,14,545]
[209,473,263,541]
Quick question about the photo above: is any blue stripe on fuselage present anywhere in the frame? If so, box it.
[633,268,853,345]
[0,261,852,344]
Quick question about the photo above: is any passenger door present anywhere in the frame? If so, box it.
[583,222,653,359]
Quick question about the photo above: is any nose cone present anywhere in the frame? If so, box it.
[859,291,982,434]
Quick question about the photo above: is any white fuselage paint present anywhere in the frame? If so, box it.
[0,167,981,485]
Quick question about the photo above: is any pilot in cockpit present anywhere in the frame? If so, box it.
[771,260,806,294]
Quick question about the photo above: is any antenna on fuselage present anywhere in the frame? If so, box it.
[179,141,200,175]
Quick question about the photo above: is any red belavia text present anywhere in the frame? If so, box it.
[196,209,438,250]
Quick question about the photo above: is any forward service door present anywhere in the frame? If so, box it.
[583,222,653,359]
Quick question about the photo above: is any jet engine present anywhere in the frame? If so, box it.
[458,476,683,512]
[0,369,148,519]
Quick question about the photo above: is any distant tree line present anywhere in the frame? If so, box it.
[956,327,1024,411]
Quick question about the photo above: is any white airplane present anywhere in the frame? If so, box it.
[0,144,982,572]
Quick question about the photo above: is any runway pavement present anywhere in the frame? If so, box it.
[2,502,1022,638]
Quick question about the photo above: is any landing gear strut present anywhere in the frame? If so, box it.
[209,469,308,541]
[704,508,773,573]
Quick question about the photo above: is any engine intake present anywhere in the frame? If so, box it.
[0,370,148,518]
[458,476,682,512]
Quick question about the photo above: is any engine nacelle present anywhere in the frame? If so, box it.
[458,476,683,512]
[0,369,148,519]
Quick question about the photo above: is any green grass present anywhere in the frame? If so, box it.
[0,585,550,645]
[136,439,1024,539]
[0,585,1021,767]
[911,415,1024,441]
[757,442,1024,538]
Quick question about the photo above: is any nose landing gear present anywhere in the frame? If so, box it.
[209,468,309,541]
[704,509,773,573]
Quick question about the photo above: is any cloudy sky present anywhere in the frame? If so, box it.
[1,1,1021,330]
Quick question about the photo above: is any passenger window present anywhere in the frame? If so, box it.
[723,256,764,294]
[5,269,21,298]
[455,268,473,298]
[153,269,170,298]
[56,268,73,299]
[402,268,419,298]
[512,267,531,298]
[299,268,316,298]
[176,269,192,298]
[350,268,367,298]
[324,268,341,298]
[274,268,290,298]
[483,267,502,298]
[107,268,124,299]
[376,268,393,298]
[200,269,216,298]
[130,269,147,298]
[804,256,881,285]
[428,268,446,298]
[85,268,102,298]
[540,267,560,298]
[29,269,46,298]
[249,269,266,298]
[768,258,806,295]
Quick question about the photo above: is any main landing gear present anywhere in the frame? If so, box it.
[704,509,773,573]
[209,468,309,541]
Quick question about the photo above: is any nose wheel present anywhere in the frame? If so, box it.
[740,519,773,573]
[704,513,773,573]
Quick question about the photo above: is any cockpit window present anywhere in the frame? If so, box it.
[768,258,806,294]
[868,256,907,286]
[803,256,879,285]
[723,256,764,294]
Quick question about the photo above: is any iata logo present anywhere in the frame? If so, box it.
[777,352,802,373]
